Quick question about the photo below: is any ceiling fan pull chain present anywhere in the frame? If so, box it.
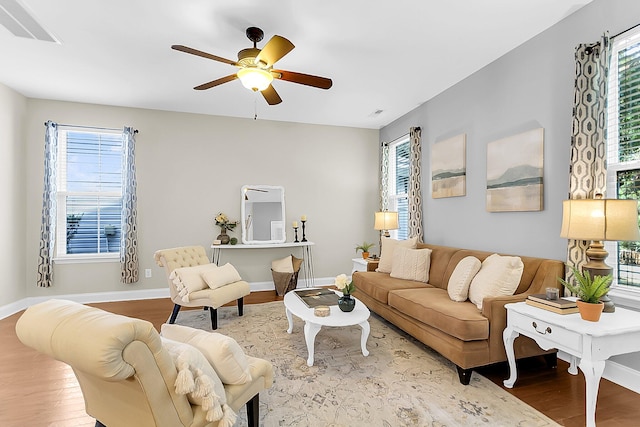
[254,94,258,120]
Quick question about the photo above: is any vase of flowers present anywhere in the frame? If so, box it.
[335,273,356,312]
[215,213,237,245]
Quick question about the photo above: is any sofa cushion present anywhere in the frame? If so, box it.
[352,271,431,304]
[390,247,432,282]
[468,254,524,309]
[447,256,482,301]
[388,288,489,341]
[377,237,418,273]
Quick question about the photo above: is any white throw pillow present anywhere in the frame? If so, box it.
[468,254,524,309]
[161,337,236,424]
[447,256,482,301]
[271,256,294,273]
[162,323,252,385]
[170,264,218,302]
[377,237,418,273]
[390,247,432,282]
[201,263,243,290]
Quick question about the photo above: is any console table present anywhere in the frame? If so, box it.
[211,242,315,286]
[503,301,640,427]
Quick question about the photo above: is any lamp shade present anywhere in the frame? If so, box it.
[374,211,399,231]
[560,199,640,241]
[237,68,273,91]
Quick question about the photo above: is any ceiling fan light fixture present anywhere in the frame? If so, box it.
[237,67,273,91]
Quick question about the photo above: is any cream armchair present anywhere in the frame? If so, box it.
[154,246,250,330]
[15,299,273,427]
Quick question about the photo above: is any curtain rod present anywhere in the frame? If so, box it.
[44,122,139,134]
[612,21,640,39]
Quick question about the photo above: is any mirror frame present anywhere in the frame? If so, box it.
[241,185,286,245]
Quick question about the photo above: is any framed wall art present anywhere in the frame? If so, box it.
[431,133,466,198]
[486,128,543,212]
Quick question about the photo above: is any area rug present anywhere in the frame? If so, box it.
[174,302,559,427]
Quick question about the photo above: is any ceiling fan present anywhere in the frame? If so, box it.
[172,27,333,105]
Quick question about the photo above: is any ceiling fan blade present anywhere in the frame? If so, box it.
[194,74,238,90]
[273,70,333,89]
[261,85,282,105]
[171,45,237,66]
[255,35,294,68]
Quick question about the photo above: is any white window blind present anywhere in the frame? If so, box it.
[387,136,410,240]
[55,128,123,258]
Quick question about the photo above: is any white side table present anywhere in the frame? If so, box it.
[352,257,379,273]
[503,301,640,427]
[284,289,370,366]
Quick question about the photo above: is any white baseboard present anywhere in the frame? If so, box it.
[558,351,640,394]
[0,276,336,320]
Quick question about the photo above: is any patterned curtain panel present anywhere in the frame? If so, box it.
[120,127,139,284]
[380,142,390,211]
[37,121,58,287]
[566,34,611,279]
[408,127,424,242]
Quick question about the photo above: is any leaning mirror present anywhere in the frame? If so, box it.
[241,185,286,244]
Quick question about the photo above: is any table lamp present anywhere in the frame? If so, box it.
[374,211,399,238]
[560,196,640,311]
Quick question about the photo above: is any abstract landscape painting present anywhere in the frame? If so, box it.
[486,128,543,212]
[431,134,466,198]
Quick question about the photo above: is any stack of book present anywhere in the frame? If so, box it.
[525,294,579,314]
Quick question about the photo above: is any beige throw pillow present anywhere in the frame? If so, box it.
[377,237,418,273]
[170,264,218,302]
[468,254,524,309]
[201,263,242,290]
[161,337,236,424]
[390,247,432,282]
[447,256,482,301]
[162,323,252,385]
[271,256,294,273]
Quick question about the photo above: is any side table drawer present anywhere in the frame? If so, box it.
[510,310,582,353]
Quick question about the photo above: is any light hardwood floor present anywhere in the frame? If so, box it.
[1,292,639,426]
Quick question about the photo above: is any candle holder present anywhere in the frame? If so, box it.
[293,226,299,243]
[301,220,307,242]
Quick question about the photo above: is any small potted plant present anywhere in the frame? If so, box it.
[558,266,612,322]
[355,241,375,259]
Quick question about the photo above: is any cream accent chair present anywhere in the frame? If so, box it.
[15,299,274,427]
[154,246,251,330]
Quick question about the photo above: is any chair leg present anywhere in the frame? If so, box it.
[246,394,259,427]
[238,297,244,317]
[95,421,107,427]
[208,307,218,330]
[169,304,181,324]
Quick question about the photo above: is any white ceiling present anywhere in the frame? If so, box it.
[0,0,593,129]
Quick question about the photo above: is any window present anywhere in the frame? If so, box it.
[606,26,640,288]
[386,136,410,239]
[55,128,124,259]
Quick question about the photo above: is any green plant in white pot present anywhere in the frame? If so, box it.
[558,266,612,322]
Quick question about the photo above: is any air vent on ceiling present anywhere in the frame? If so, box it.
[0,0,58,42]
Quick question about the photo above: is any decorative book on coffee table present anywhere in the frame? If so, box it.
[294,288,339,308]
[526,294,579,314]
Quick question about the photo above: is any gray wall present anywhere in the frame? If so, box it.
[380,0,640,375]
[0,83,27,307]
[19,99,379,298]
[381,0,640,261]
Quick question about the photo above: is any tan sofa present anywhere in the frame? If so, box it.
[352,243,565,384]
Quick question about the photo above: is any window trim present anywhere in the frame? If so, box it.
[52,127,123,262]
[606,25,640,307]
[386,135,410,240]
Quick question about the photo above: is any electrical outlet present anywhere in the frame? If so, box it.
[145,269,152,278]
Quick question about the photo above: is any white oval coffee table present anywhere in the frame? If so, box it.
[284,289,370,366]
